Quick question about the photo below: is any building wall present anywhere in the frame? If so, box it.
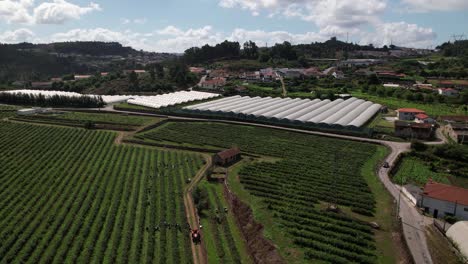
[398,112,418,121]
[421,196,468,220]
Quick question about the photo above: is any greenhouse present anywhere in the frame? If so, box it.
[184,96,382,128]
[127,91,220,109]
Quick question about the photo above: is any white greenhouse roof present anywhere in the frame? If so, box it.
[447,221,468,259]
[184,96,381,128]
[127,91,220,109]
[3,90,220,106]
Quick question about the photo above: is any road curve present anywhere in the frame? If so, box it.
[59,106,435,264]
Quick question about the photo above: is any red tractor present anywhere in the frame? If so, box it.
[191,229,201,244]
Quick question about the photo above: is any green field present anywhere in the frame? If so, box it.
[0,104,18,119]
[195,181,251,264]
[0,122,203,263]
[351,91,466,116]
[12,111,159,127]
[393,156,450,186]
[140,121,388,263]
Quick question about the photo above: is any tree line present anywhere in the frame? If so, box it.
[0,92,105,108]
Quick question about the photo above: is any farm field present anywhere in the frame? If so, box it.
[393,156,450,186]
[351,91,466,116]
[195,181,251,264]
[0,122,203,263]
[10,111,162,130]
[0,104,18,119]
[139,121,395,263]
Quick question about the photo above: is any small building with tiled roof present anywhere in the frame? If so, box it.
[213,148,241,167]
[419,181,468,220]
[414,113,435,124]
[396,108,426,121]
[394,121,434,139]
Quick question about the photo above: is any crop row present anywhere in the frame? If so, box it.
[0,121,202,264]
[140,121,379,263]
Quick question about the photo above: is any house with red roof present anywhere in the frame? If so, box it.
[199,77,226,90]
[420,180,468,220]
[414,113,435,124]
[396,108,426,121]
[213,148,241,166]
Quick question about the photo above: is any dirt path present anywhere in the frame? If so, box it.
[183,154,211,264]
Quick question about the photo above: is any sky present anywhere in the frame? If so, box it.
[0,0,467,53]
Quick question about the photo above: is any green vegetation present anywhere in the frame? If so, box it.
[394,156,450,185]
[0,104,18,119]
[194,181,251,264]
[351,91,466,116]
[139,121,388,263]
[11,111,162,130]
[0,121,203,263]
[394,144,468,187]
[0,92,105,108]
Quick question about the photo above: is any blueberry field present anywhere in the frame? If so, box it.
[0,122,203,264]
[140,121,381,263]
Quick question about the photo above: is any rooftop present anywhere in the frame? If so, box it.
[423,181,468,206]
[397,108,425,113]
[415,113,429,119]
[216,148,240,160]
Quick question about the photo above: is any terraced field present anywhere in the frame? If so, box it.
[0,122,203,264]
[140,121,382,263]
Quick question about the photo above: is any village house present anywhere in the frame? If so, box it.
[259,68,277,81]
[413,83,434,90]
[419,180,468,220]
[124,70,146,75]
[302,67,324,78]
[438,88,459,97]
[189,67,206,75]
[414,113,435,124]
[276,68,303,79]
[396,108,426,121]
[213,148,241,166]
[339,59,381,67]
[394,121,434,139]
[444,123,468,144]
[74,75,92,80]
[240,71,261,82]
[199,77,226,90]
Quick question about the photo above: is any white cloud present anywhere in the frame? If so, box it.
[154,26,224,52]
[401,0,468,12]
[228,28,326,46]
[0,0,34,24]
[361,22,436,48]
[34,0,100,24]
[218,0,387,33]
[0,0,100,24]
[50,28,154,51]
[0,28,36,43]
[121,17,147,25]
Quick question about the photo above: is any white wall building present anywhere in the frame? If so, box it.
[419,181,468,220]
[396,108,426,121]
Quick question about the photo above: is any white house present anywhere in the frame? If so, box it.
[414,113,435,124]
[438,88,459,97]
[419,181,468,220]
[396,108,426,121]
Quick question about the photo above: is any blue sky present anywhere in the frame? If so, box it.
[0,0,467,52]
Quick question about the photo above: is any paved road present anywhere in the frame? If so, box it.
[59,106,437,263]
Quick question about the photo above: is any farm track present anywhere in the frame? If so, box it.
[57,106,441,263]
[184,155,211,264]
